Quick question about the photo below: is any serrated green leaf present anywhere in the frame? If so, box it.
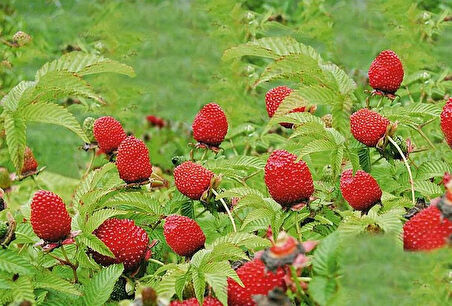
[83,209,127,233]
[3,111,26,172]
[82,264,123,306]
[21,102,89,142]
[0,249,35,275]
[77,233,115,258]
[36,52,135,80]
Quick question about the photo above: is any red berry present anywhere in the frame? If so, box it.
[340,169,382,211]
[440,98,452,148]
[265,86,306,128]
[93,116,127,154]
[163,215,205,257]
[22,147,38,174]
[227,259,286,306]
[264,150,314,208]
[174,161,214,200]
[146,115,166,128]
[368,50,404,94]
[170,297,222,306]
[350,108,390,146]
[30,190,71,242]
[403,205,452,251]
[192,103,228,146]
[116,136,152,183]
[92,218,149,271]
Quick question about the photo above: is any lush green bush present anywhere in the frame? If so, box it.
[0,0,451,305]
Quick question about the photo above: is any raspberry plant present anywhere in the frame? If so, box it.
[0,1,451,306]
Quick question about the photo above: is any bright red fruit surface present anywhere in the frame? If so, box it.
[93,116,127,154]
[264,149,314,207]
[350,108,390,146]
[92,218,149,271]
[440,98,452,147]
[116,136,153,183]
[368,50,404,93]
[403,205,452,251]
[164,215,206,257]
[227,259,286,306]
[174,161,214,200]
[340,169,382,211]
[192,103,228,146]
[30,190,71,242]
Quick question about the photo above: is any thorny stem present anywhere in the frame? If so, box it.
[388,136,415,205]
[211,189,237,232]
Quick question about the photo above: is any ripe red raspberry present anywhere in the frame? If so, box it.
[350,108,390,146]
[440,98,452,148]
[30,190,71,242]
[116,136,152,183]
[403,205,452,251]
[227,259,286,306]
[192,103,228,147]
[93,116,127,154]
[174,161,214,200]
[22,147,38,174]
[368,50,404,94]
[340,169,382,211]
[92,218,149,271]
[264,150,314,208]
[170,297,222,306]
[265,86,306,128]
[163,215,205,257]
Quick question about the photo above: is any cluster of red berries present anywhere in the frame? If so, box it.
[93,116,152,184]
[24,47,452,306]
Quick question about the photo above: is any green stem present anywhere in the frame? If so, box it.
[61,245,78,283]
[212,189,237,232]
[148,258,165,266]
[295,211,302,242]
[388,136,415,205]
[82,150,95,178]
[375,96,384,108]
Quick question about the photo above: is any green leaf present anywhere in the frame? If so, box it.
[312,232,341,277]
[208,232,271,250]
[11,276,35,304]
[3,111,26,172]
[0,81,36,112]
[77,233,115,258]
[0,249,34,275]
[358,146,371,173]
[83,209,127,233]
[20,102,89,142]
[36,52,135,80]
[72,163,117,207]
[29,71,103,104]
[35,270,82,296]
[414,180,443,198]
[192,269,206,303]
[309,276,338,306]
[416,161,451,180]
[82,264,124,306]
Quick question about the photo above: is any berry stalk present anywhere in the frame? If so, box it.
[388,136,415,205]
[212,189,237,232]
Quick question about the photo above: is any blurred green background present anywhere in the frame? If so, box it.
[1,0,451,178]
